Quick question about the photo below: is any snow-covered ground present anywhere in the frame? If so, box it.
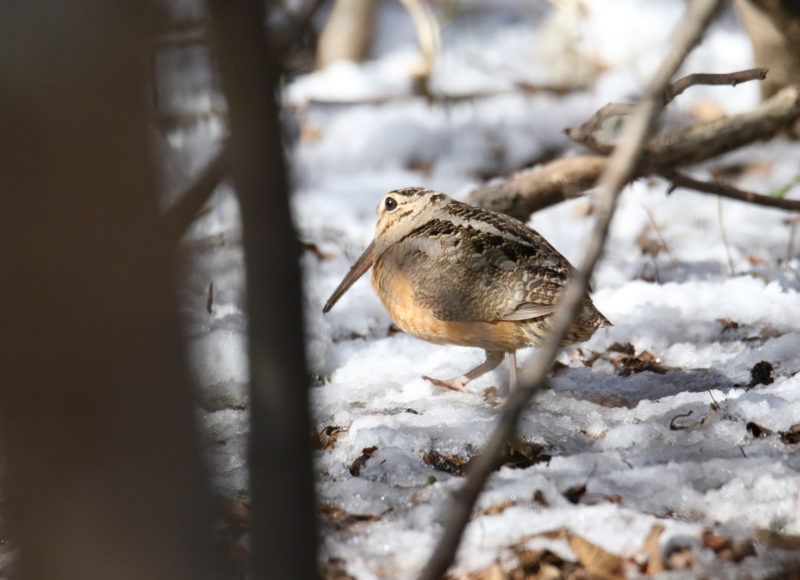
[176,1,800,578]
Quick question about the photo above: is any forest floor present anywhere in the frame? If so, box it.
[180,2,800,578]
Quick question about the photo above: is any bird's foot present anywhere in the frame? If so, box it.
[422,375,470,392]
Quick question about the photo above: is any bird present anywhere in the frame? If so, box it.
[322,186,611,393]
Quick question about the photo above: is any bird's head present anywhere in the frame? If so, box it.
[323,187,451,313]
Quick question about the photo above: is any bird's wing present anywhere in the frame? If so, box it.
[388,208,574,322]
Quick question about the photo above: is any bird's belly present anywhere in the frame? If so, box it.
[371,265,535,352]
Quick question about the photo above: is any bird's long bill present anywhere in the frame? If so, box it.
[322,240,376,313]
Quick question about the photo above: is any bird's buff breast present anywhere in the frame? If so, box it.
[371,260,535,352]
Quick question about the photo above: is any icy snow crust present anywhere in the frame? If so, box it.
[178,1,800,578]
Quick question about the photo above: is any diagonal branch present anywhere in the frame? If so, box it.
[163,144,229,245]
[662,169,800,211]
[417,1,724,579]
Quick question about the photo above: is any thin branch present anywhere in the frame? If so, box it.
[417,1,723,579]
[718,197,736,274]
[663,68,768,103]
[662,169,800,211]
[163,144,229,245]
[565,68,767,152]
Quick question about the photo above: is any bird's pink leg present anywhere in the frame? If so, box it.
[423,350,505,391]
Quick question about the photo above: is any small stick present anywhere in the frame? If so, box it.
[662,170,800,211]
[718,197,736,275]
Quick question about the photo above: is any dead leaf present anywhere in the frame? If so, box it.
[215,498,251,580]
[746,421,773,438]
[563,484,586,504]
[497,439,551,470]
[612,350,670,376]
[569,534,627,579]
[716,318,740,330]
[311,425,342,451]
[532,489,549,507]
[478,499,516,516]
[608,342,635,354]
[702,531,731,552]
[317,503,382,531]
[319,558,356,580]
[749,360,774,388]
[640,524,665,574]
[423,450,467,476]
[780,425,800,445]
[349,446,377,477]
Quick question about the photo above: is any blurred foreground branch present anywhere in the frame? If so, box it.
[469,74,800,218]
[0,3,223,579]
[418,1,724,578]
[206,1,318,579]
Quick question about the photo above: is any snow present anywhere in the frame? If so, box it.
[169,0,800,577]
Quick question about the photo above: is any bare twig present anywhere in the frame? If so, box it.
[643,206,678,268]
[662,169,800,211]
[163,144,229,245]
[565,67,768,152]
[417,2,723,579]
[663,68,768,103]
[718,197,736,274]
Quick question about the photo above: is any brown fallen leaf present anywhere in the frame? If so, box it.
[749,360,774,388]
[311,425,342,451]
[608,342,635,355]
[640,524,665,574]
[746,421,774,438]
[498,438,550,469]
[477,500,516,517]
[319,558,356,580]
[532,489,549,507]
[215,498,251,580]
[563,484,586,504]
[317,503,382,532]
[569,534,627,579]
[612,350,671,376]
[349,446,377,477]
[780,425,800,445]
[423,450,467,476]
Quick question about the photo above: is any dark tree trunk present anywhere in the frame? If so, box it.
[206,2,319,578]
[0,3,222,580]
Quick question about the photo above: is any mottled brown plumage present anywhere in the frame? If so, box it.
[323,187,611,392]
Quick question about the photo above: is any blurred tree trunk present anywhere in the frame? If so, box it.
[0,3,222,580]
[316,0,378,68]
[206,1,319,579]
[736,0,800,99]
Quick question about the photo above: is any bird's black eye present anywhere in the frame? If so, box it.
[384,196,398,212]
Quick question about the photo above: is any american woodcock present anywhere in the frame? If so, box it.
[323,186,611,393]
